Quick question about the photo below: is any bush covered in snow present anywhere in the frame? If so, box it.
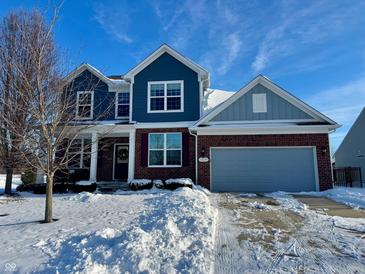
[153,179,164,188]
[73,182,97,193]
[129,179,153,191]
[164,178,193,190]
[128,178,194,191]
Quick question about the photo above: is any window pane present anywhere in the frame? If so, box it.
[83,139,91,154]
[167,83,181,96]
[166,134,181,149]
[78,106,91,117]
[149,150,164,166]
[69,139,82,153]
[68,154,81,168]
[83,153,91,168]
[150,98,164,111]
[79,93,91,105]
[149,134,164,149]
[166,150,181,165]
[117,105,129,117]
[118,92,130,104]
[150,84,164,96]
[167,97,181,110]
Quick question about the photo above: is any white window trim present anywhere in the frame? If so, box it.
[252,93,267,113]
[68,138,91,169]
[147,80,184,113]
[76,91,94,120]
[115,91,130,119]
[148,132,182,168]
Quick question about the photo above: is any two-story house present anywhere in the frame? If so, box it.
[64,44,340,192]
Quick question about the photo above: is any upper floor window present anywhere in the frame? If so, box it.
[148,133,182,167]
[147,80,184,113]
[115,91,130,118]
[76,91,94,119]
[252,93,267,113]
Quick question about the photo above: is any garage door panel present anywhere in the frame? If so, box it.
[211,147,317,192]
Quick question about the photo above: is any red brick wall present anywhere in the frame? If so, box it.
[97,137,129,181]
[197,134,332,191]
[134,128,196,181]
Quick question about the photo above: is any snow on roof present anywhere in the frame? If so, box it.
[203,88,235,115]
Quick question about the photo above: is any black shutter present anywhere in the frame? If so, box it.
[182,133,190,166]
[141,133,148,167]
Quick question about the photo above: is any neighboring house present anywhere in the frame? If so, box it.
[334,107,365,176]
[63,44,339,192]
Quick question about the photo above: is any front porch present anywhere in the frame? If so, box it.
[68,125,136,184]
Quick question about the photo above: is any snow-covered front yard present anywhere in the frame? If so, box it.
[0,187,216,273]
[1,179,365,273]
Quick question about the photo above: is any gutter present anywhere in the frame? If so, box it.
[188,128,198,185]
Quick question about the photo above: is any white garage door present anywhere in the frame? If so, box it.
[211,147,318,192]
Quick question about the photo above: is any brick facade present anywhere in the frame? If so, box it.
[97,137,129,181]
[197,134,332,191]
[134,128,196,181]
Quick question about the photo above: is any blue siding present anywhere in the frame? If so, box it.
[67,69,116,121]
[132,52,200,122]
[211,84,312,121]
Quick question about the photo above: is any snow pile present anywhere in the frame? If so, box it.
[312,187,365,209]
[268,191,308,212]
[66,192,101,203]
[165,178,193,186]
[39,187,216,273]
[239,193,257,198]
[245,201,271,210]
[75,180,95,186]
[202,88,234,115]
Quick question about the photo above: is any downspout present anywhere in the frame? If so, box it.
[189,128,198,185]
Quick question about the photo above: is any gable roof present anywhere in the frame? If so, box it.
[335,107,365,156]
[124,44,210,83]
[195,75,339,126]
[64,63,128,91]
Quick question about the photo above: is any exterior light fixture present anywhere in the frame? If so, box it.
[321,146,327,156]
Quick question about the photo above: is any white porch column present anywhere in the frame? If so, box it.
[90,132,98,182]
[128,128,136,182]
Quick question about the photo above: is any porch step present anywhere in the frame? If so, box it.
[96,181,130,193]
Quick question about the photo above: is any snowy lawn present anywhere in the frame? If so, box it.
[1,181,365,274]
[212,191,365,273]
[0,187,216,273]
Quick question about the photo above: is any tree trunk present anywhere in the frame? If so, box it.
[4,168,13,195]
[44,175,53,223]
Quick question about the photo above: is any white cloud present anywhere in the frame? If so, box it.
[93,2,132,44]
[217,32,242,75]
[252,1,365,72]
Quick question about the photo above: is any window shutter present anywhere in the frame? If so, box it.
[182,133,190,166]
[141,133,148,167]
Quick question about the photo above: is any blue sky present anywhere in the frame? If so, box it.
[1,0,365,152]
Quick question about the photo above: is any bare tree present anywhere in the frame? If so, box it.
[0,11,37,194]
[0,8,113,222]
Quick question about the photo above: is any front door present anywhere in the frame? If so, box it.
[114,144,129,181]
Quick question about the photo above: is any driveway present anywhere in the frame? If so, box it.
[211,193,365,274]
